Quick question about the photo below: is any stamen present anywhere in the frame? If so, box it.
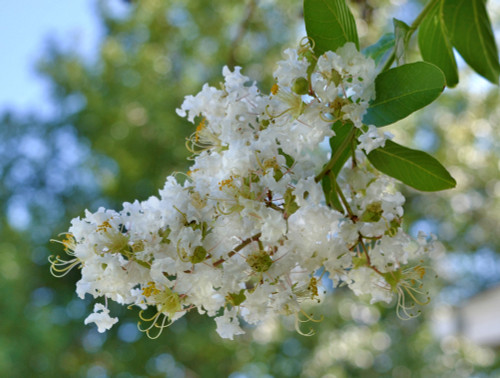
[48,255,81,277]
[195,118,206,142]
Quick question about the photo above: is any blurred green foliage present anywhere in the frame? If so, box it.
[1,0,500,376]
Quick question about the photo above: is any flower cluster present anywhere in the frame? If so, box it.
[51,42,441,339]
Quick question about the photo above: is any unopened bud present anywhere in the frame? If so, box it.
[292,77,309,95]
[331,69,342,87]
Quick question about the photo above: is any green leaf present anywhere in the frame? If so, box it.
[329,121,356,176]
[367,140,456,191]
[190,246,208,264]
[226,290,246,307]
[278,147,295,168]
[363,62,445,127]
[304,0,359,56]
[418,1,459,87]
[321,172,344,212]
[393,18,410,66]
[443,0,500,84]
[284,188,299,216]
[320,121,356,213]
[363,33,395,66]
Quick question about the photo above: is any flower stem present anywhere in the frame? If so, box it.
[358,234,383,275]
[212,233,262,267]
[335,184,355,219]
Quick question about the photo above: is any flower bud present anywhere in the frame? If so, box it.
[246,250,273,272]
[292,77,309,95]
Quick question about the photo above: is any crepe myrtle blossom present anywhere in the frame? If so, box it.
[84,303,119,333]
[50,41,442,340]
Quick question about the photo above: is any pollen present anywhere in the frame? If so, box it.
[271,83,279,95]
[195,118,206,142]
[143,282,160,297]
[61,233,76,252]
[263,157,279,170]
[413,265,426,280]
[218,176,235,191]
[96,220,112,233]
[307,277,319,299]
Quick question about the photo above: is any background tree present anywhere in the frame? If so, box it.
[1,0,499,376]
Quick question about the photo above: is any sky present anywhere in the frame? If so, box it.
[2,0,497,119]
[0,0,102,116]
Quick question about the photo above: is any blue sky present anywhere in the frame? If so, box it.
[2,0,495,119]
[0,0,102,116]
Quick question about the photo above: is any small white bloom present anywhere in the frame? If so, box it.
[274,48,310,87]
[358,125,393,153]
[347,267,392,304]
[214,308,245,340]
[84,303,118,333]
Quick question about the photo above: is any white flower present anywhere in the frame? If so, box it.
[52,41,437,340]
[84,304,118,333]
[274,48,310,87]
[347,267,393,304]
[214,308,245,340]
[358,125,393,153]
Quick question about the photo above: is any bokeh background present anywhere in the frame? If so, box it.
[1,0,500,376]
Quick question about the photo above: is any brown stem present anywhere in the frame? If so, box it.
[358,233,383,275]
[336,184,356,220]
[213,232,262,267]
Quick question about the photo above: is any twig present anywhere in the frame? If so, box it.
[227,0,258,69]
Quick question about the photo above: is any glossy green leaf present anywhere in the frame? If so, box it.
[393,18,410,66]
[367,140,456,191]
[304,0,359,56]
[418,0,458,87]
[443,0,500,84]
[363,33,395,66]
[320,121,356,213]
[321,172,344,212]
[363,62,445,127]
[329,121,356,177]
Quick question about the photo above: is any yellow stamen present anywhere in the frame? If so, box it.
[294,309,324,336]
[138,310,172,339]
[195,118,206,142]
[96,220,112,233]
[218,176,235,191]
[142,282,161,297]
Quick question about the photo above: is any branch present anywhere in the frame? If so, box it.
[212,232,262,267]
[227,0,258,69]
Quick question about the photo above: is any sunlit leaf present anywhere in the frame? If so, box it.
[363,33,395,66]
[321,171,343,212]
[329,121,356,177]
[418,0,459,87]
[321,121,356,213]
[363,62,445,127]
[443,0,500,84]
[393,18,410,66]
[367,140,456,191]
[304,0,359,56]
